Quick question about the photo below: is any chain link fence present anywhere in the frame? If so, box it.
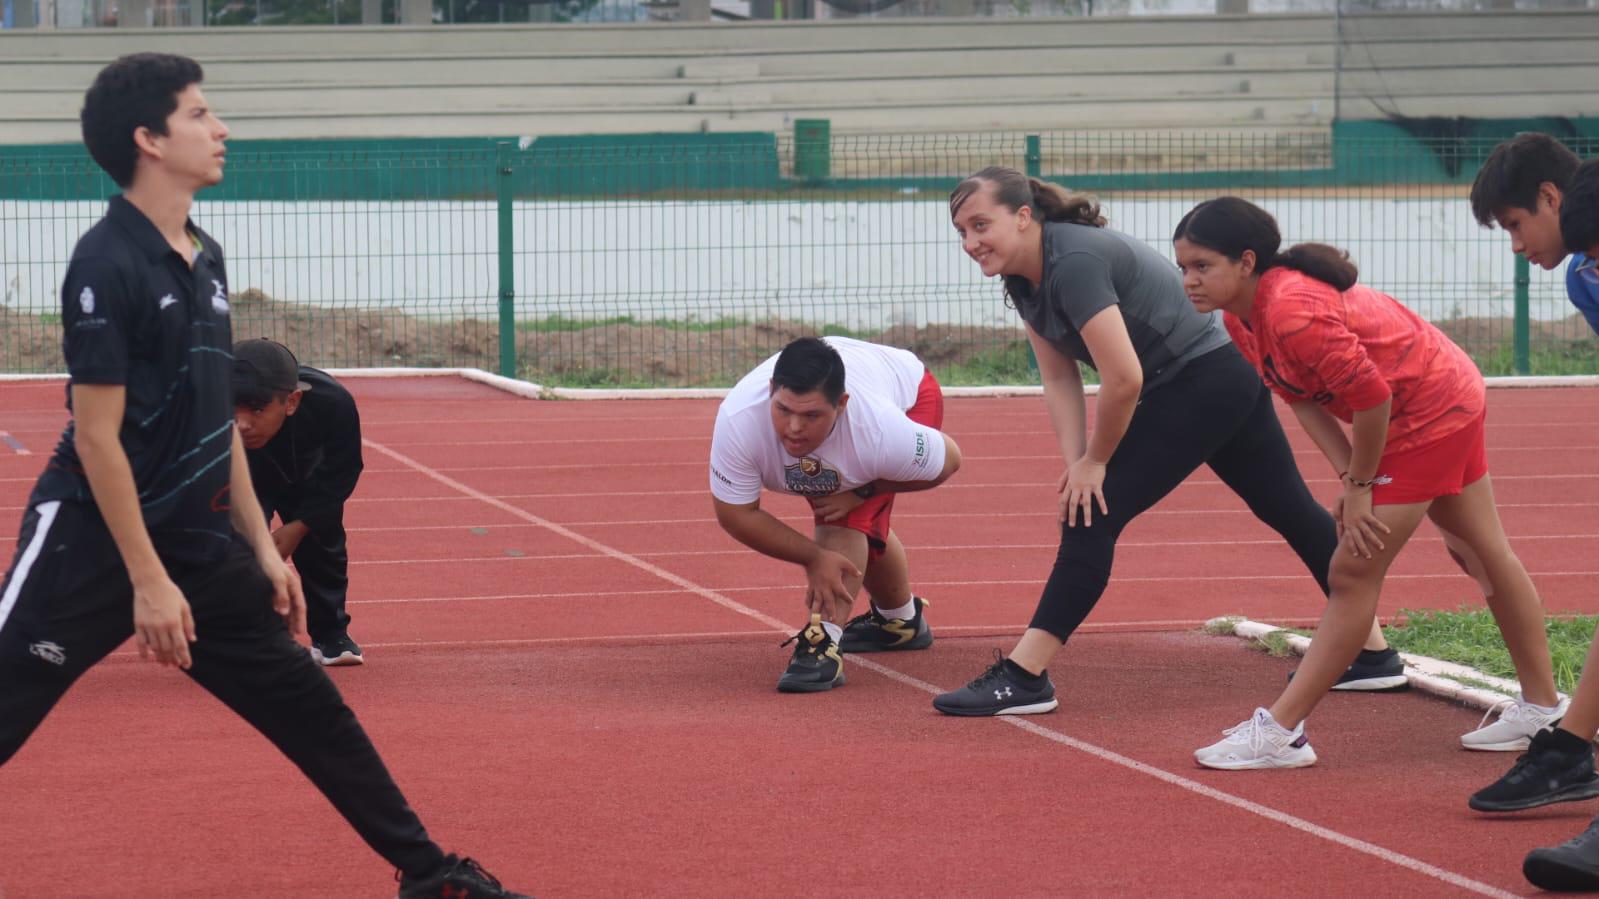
[4,129,1596,386]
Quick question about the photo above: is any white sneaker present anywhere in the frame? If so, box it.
[1461,694,1569,751]
[1195,707,1318,770]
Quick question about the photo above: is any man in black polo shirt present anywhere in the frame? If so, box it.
[233,338,365,667]
[0,54,528,898]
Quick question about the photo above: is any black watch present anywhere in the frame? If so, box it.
[852,482,877,499]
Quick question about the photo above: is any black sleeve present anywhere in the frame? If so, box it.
[290,387,364,533]
[1046,251,1120,331]
[60,255,136,385]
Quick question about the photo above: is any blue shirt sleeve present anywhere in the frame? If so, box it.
[1567,254,1599,338]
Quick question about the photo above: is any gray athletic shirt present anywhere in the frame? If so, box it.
[1010,221,1231,395]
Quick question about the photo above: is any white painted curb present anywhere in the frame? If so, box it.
[1209,617,1545,714]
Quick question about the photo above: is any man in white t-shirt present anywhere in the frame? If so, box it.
[710,336,963,693]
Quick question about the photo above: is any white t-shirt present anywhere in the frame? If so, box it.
[709,337,947,504]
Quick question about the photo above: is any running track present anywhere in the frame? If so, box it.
[1,376,1598,897]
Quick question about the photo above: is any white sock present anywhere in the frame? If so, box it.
[873,598,917,621]
[821,621,843,643]
[1523,696,1562,714]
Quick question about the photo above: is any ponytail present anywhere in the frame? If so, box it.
[1271,243,1358,291]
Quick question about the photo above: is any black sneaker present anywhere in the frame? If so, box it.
[933,651,1058,717]
[396,854,533,899]
[839,596,933,653]
[1526,816,1599,892]
[777,614,845,693]
[1287,648,1408,692]
[1470,728,1599,812]
[312,634,364,667]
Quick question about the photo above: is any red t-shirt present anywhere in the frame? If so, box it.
[1225,267,1484,455]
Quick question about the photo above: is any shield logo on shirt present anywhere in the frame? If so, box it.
[784,456,840,496]
[79,286,95,315]
[211,279,229,315]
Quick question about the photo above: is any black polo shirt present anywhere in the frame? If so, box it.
[246,366,364,533]
[30,195,238,565]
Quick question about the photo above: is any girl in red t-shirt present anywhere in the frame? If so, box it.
[1173,196,1562,770]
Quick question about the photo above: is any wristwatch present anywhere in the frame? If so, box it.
[852,482,877,499]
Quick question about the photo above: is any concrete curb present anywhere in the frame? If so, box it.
[1208,617,1549,714]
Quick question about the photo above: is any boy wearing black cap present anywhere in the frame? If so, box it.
[0,53,529,897]
[233,338,365,666]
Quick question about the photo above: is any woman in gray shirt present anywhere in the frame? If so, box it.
[932,166,1398,717]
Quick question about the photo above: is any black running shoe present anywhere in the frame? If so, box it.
[933,651,1058,717]
[1287,648,1408,692]
[312,634,364,667]
[839,596,933,653]
[1526,816,1599,892]
[777,614,845,693]
[1470,728,1599,812]
[396,854,533,899]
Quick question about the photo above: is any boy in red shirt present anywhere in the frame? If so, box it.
[1172,196,1563,770]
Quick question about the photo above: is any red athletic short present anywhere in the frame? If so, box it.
[1370,410,1489,506]
[814,368,944,560]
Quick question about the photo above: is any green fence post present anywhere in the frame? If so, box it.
[794,119,831,184]
[496,141,516,379]
[1024,136,1042,378]
[1514,253,1530,376]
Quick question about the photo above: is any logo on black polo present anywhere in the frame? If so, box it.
[79,286,95,314]
[784,456,840,496]
[211,279,229,315]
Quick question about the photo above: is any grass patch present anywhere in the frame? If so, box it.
[1384,607,1597,695]
[1202,617,1242,637]
[1472,344,1599,377]
[1250,630,1301,658]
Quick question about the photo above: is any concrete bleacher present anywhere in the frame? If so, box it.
[0,10,1595,145]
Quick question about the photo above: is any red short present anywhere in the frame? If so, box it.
[814,368,944,560]
[1370,411,1489,506]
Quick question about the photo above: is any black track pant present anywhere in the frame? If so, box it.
[1030,344,1337,640]
[0,501,444,877]
[259,494,352,645]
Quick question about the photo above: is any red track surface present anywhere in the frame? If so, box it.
[2,376,1598,897]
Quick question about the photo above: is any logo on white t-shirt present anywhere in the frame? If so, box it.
[784,456,840,496]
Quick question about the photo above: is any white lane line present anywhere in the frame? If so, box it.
[363,434,1517,898]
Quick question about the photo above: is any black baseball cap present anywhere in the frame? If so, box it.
[232,339,312,402]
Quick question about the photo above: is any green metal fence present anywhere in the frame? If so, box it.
[4,127,1597,387]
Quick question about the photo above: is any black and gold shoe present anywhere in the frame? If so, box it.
[839,596,933,653]
[777,613,846,693]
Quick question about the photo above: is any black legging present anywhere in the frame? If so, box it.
[1031,343,1337,640]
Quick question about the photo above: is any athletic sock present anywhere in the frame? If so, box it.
[874,598,916,621]
[821,621,843,644]
[1549,727,1594,754]
[1001,658,1045,684]
[1357,648,1398,664]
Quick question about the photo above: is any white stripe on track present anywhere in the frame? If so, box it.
[364,435,1517,898]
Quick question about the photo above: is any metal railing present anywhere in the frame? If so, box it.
[4,129,1595,386]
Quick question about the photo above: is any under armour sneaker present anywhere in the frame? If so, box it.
[1461,694,1569,752]
[839,596,933,653]
[1470,728,1599,812]
[932,651,1058,716]
[1194,707,1317,771]
[311,634,364,667]
[396,854,532,899]
[777,614,845,693]
[1286,648,1409,692]
[1525,817,1599,892]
